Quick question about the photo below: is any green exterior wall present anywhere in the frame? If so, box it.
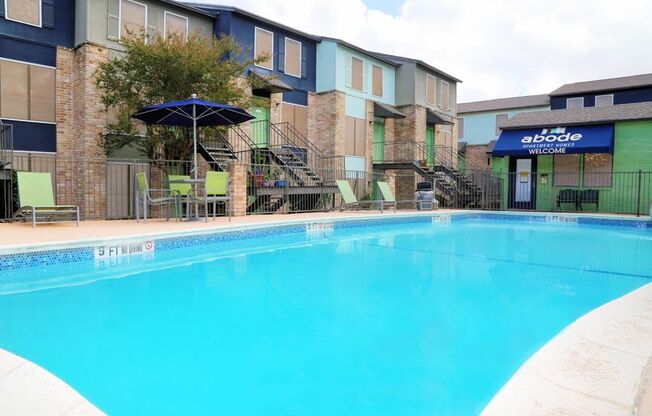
[491,120,652,214]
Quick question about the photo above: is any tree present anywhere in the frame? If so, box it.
[95,32,266,160]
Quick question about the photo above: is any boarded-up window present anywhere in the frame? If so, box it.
[426,74,436,106]
[254,27,273,70]
[495,114,508,135]
[566,97,583,109]
[281,102,308,138]
[438,80,450,109]
[583,154,612,187]
[121,0,147,39]
[372,65,383,97]
[345,116,366,157]
[164,12,188,40]
[595,94,613,107]
[284,38,301,77]
[29,65,55,122]
[0,60,29,120]
[554,154,580,186]
[351,57,363,91]
[6,0,41,26]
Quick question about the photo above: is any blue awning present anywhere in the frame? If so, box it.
[493,124,614,156]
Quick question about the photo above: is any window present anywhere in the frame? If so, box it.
[5,0,41,27]
[0,60,29,120]
[120,0,147,40]
[164,11,188,40]
[29,65,55,122]
[284,38,301,78]
[0,59,56,123]
[458,117,464,138]
[350,57,363,92]
[495,114,508,135]
[566,97,584,109]
[583,154,612,187]
[280,102,307,137]
[345,116,366,156]
[595,94,614,107]
[254,27,273,70]
[554,154,580,186]
[372,65,383,97]
[426,74,436,106]
[438,80,450,109]
[439,124,453,148]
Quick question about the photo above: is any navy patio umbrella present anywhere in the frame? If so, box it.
[132,94,254,183]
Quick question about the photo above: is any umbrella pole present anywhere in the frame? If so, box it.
[193,103,199,219]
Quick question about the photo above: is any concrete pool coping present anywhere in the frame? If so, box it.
[0,210,650,415]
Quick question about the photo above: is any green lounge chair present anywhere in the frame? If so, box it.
[193,171,231,222]
[335,180,385,212]
[14,172,79,228]
[376,181,397,212]
[135,172,178,222]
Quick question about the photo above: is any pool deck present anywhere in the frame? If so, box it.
[0,210,650,415]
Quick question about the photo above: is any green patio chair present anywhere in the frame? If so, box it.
[376,181,397,212]
[14,172,79,228]
[168,174,192,219]
[335,180,384,212]
[135,172,178,222]
[193,171,231,222]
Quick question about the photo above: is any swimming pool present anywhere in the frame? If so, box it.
[0,213,650,415]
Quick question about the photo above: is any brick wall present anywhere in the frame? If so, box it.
[55,46,75,206]
[230,163,247,216]
[72,43,110,220]
[464,144,493,171]
[308,90,346,156]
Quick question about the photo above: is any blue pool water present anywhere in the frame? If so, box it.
[0,216,650,415]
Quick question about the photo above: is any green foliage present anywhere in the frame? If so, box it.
[95,31,266,160]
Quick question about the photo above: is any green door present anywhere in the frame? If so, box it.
[373,120,385,163]
[251,105,270,148]
[426,126,435,167]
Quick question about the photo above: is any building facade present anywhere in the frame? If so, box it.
[457,94,550,171]
[491,73,652,213]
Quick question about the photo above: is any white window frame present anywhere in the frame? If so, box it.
[0,57,57,125]
[163,11,189,41]
[425,74,436,106]
[566,97,584,109]
[594,94,614,107]
[371,64,383,98]
[438,80,450,110]
[254,26,274,71]
[284,37,302,78]
[4,0,42,28]
[118,0,148,43]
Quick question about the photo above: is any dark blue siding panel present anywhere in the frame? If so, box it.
[283,90,308,106]
[0,0,75,48]
[0,37,56,67]
[552,87,652,109]
[2,120,56,152]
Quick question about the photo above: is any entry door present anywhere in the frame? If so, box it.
[373,120,385,162]
[509,156,537,210]
[426,126,435,167]
[251,104,270,148]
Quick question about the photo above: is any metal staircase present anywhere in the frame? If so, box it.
[373,140,499,208]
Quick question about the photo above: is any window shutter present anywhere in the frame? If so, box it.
[344,56,352,88]
[301,44,307,79]
[277,36,285,72]
[42,0,55,28]
[362,62,370,93]
[107,0,120,40]
[0,0,4,17]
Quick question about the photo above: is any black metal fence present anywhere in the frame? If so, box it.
[2,152,651,221]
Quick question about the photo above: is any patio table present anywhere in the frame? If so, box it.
[168,178,204,221]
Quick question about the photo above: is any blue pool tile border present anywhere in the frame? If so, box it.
[0,212,650,271]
